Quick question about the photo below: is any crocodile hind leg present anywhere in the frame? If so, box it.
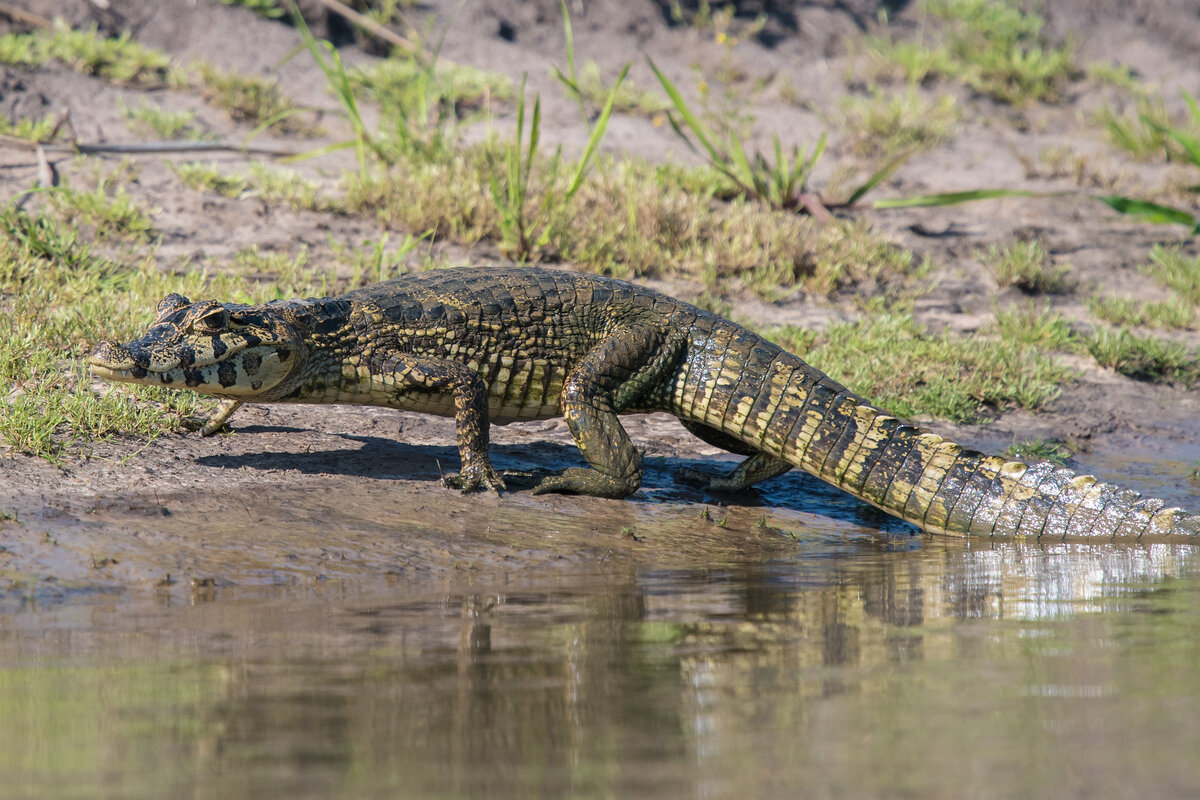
[675,419,792,491]
[531,326,686,499]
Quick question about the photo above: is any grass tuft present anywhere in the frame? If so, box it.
[863,0,1076,105]
[839,87,959,158]
[768,310,1073,422]
[197,63,312,135]
[1085,328,1200,384]
[172,162,250,198]
[1087,295,1196,331]
[1142,245,1200,303]
[119,99,210,140]
[1002,438,1072,465]
[993,302,1080,350]
[976,240,1072,293]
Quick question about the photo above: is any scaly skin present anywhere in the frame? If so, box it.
[90,267,1200,537]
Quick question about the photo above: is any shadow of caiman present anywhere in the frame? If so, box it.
[90,266,1200,539]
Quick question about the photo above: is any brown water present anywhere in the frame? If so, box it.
[4,524,1200,799]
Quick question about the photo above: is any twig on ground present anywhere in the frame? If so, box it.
[310,0,421,58]
[0,1,52,29]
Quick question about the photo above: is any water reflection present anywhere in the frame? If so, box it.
[3,537,1200,799]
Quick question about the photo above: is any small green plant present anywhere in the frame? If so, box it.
[0,112,59,143]
[1142,245,1200,303]
[348,55,509,163]
[119,99,208,140]
[14,21,177,86]
[245,164,326,211]
[768,310,1073,422]
[976,240,1072,293]
[1085,328,1200,384]
[993,302,1079,350]
[1002,438,1072,465]
[863,0,1076,105]
[351,57,512,117]
[1086,61,1139,92]
[333,230,434,287]
[1087,296,1196,331]
[839,87,959,158]
[198,63,309,135]
[1097,90,1200,234]
[1096,94,1180,161]
[171,162,249,198]
[559,60,667,118]
[290,4,374,175]
[650,58,835,213]
[553,2,665,120]
[49,176,156,241]
[219,0,285,19]
[488,70,627,261]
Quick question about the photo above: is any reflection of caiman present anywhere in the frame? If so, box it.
[90,266,1199,537]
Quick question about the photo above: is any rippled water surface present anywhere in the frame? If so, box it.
[4,527,1200,800]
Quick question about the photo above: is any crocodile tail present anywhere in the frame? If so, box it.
[700,352,1199,537]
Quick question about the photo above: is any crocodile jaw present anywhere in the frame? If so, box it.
[90,340,295,398]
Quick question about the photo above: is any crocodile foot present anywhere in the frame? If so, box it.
[443,463,507,495]
[674,466,758,493]
[529,467,639,499]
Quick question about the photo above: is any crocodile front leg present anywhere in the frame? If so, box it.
[194,399,243,436]
[532,325,686,498]
[381,354,504,493]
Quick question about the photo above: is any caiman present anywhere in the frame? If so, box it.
[90,266,1200,538]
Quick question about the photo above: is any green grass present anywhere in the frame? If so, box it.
[1085,328,1200,384]
[767,310,1073,422]
[0,112,59,143]
[48,174,157,241]
[350,57,513,117]
[171,162,249,198]
[1096,91,1200,233]
[557,60,668,118]
[976,240,1072,293]
[345,144,920,298]
[1002,438,1072,465]
[1096,94,1181,161]
[329,231,434,287]
[0,20,178,86]
[839,87,959,158]
[0,204,372,460]
[197,63,312,135]
[220,0,285,19]
[0,211,191,458]
[243,164,328,210]
[486,71,626,261]
[1142,245,1200,303]
[863,0,1076,105]
[119,99,209,140]
[650,58,835,212]
[1087,295,1196,331]
[992,303,1080,350]
[1096,90,1200,164]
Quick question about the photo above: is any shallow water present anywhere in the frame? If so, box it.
[4,528,1200,799]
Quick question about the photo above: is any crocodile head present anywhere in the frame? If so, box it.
[90,293,312,399]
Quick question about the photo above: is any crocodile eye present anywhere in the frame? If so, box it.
[196,307,230,331]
